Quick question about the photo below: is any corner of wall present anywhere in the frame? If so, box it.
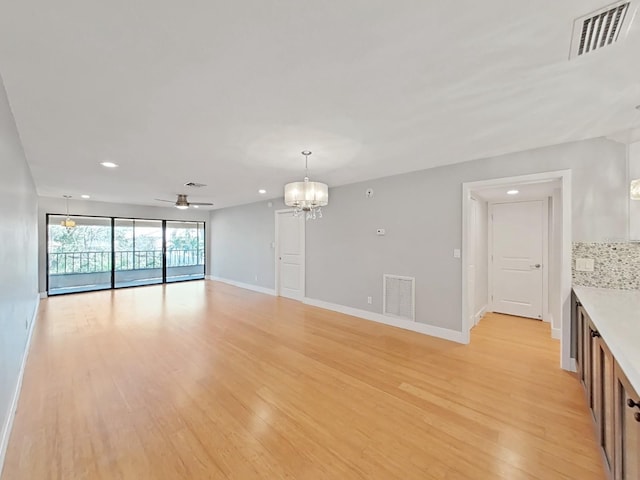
[0,294,40,473]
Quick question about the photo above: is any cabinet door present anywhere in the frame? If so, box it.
[614,365,640,480]
[578,306,594,409]
[577,304,585,383]
[594,336,615,476]
[586,315,597,415]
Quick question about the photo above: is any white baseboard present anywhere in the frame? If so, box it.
[0,295,39,473]
[474,305,487,325]
[303,297,466,344]
[551,327,561,340]
[38,292,47,299]
[209,276,276,296]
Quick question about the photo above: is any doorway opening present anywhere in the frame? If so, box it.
[462,170,573,370]
[274,209,306,300]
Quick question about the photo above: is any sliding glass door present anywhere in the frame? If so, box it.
[47,215,206,295]
[114,219,163,288]
[166,221,205,282]
[47,215,113,295]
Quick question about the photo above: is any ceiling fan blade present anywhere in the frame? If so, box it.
[189,202,214,206]
[154,198,176,203]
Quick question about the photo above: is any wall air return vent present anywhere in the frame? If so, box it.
[570,1,636,58]
[383,274,415,321]
[184,182,207,188]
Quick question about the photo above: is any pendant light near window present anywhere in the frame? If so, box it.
[284,151,329,219]
[60,195,76,229]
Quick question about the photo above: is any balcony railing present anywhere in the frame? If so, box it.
[49,249,205,275]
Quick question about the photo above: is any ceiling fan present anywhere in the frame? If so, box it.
[155,194,213,210]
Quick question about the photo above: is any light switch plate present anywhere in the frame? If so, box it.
[575,258,595,272]
[453,249,461,258]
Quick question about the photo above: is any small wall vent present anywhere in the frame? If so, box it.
[383,274,415,321]
[570,1,635,58]
[184,182,207,188]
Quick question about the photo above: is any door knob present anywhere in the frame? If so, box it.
[590,330,601,338]
[628,398,640,409]
[530,264,541,269]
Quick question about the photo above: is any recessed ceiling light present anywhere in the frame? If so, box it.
[193,205,199,208]
[258,189,267,194]
[81,194,90,199]
[507,189,519,195]
[100,161,118,168]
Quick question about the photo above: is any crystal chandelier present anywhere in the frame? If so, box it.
[284,151,329,219]
[60,195,76,229]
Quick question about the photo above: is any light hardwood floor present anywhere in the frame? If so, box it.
[2,281,604,479]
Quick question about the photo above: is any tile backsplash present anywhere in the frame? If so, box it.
[572,242,640,290]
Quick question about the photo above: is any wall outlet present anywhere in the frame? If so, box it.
[576,258,595,272]
[366,188,374,198]
[453,248,461,258]
[367,296,372,304]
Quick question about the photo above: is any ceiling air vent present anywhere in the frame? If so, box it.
[184,182,207,188]
[570,1,635,58]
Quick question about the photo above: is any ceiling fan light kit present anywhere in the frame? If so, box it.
[284,151,329,220]
[155,193,214,209]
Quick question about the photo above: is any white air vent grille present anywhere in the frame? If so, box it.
[570,2,634,58]
[383,274,415,321]
[184,182,207,188]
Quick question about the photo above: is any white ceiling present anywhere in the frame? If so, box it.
[1,1,639,209]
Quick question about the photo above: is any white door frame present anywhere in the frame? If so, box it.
[488,198,549,321]
[467,196,479,327]
[274,209,306,299]
[462,170,573,371]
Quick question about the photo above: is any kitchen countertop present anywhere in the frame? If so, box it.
[573,286,640,395]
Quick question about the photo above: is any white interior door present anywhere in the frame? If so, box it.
[276,211,305,300]
[491,201,543,320]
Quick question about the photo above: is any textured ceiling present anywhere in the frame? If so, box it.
[1,1,639,209]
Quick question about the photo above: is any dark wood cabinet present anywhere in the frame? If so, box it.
[594,336,616,476]
[614,365,640,480]
[577,305,596,416]
[575,296,639,480]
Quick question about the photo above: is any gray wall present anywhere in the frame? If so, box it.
[38,196,210,293]
[0,74,38,456]
[549,188,563,332]
[209,199,286,287]
[210,137,627,332]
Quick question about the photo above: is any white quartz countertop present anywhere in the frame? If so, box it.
[573,286,640,395]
